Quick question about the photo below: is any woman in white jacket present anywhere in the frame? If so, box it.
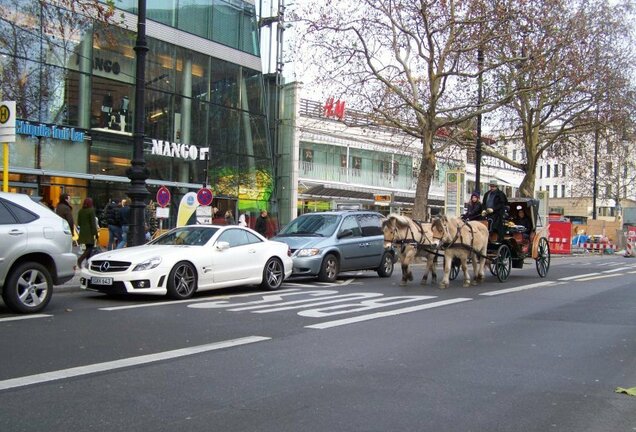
[238,213,247,227]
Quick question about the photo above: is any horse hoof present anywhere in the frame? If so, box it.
[400,280,407,286]
[439,283,448,289]
[470,280,478,286]
[407,273,414,282]
[463,281,471,288]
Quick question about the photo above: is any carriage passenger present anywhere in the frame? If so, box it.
[462,192,483,221]
[481,179,508,241]
[515,209,532,234]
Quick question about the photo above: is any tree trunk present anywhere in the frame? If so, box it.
[413,138,436,220]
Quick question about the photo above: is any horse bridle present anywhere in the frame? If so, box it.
[435,218,476,252]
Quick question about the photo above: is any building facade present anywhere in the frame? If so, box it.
[276,83,525,226]
[0,0,275,231]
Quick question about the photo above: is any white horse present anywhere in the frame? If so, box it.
[430,215,489,289]
[382,215,438,286]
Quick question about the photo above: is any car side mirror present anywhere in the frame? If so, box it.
[337,229,353,239]
[216,241,230,251]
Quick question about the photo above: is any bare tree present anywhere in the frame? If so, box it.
[289,0,518,219]
[483,0,635,197]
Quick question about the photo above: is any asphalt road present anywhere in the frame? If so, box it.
[1,254,636,432]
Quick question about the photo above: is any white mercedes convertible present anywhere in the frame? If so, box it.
[79,225,293,299]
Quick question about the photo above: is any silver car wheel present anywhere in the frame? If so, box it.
[167,262,197,299]
[261,258,284,290]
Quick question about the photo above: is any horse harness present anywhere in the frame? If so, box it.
[437,218,490,261]
[390,219,442,257]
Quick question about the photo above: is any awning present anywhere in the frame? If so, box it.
[299,185,444,207]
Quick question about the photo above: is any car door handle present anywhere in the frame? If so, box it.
[9,230,25,236]
[248,249,256,254]
[359,242,369,247]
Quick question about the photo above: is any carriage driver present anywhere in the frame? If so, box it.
[481,179,508,241]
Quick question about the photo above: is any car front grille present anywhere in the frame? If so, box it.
[90,260,132,273]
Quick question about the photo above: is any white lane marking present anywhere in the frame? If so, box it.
[602,267,629,273]
[558,273,600,281]
[99,289,301,311]
[305,298,472,329]
[237,293,387,312]
[629,270,636,274]
[0,314,53,322]
[0,336,270,392]
[480,281,557,296]
[576,274,623,281]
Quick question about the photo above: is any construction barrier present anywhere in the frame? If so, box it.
[580,242,615,254]
[548,221,572,255]
[549,237,570,254]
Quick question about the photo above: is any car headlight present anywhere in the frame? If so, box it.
[296,248,320,257]
[133,257,162,271]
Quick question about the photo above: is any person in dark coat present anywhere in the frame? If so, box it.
[462,192,483,221]
[116,199,130,248]
[76,197,99,268]
[104,199,122,250]
[481,180,508,241]
[55,193,74,234]
[255,210,268,237]
[514,209,532,234]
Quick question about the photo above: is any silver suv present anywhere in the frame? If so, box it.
[272,210,395,282]
[0,192,76,313]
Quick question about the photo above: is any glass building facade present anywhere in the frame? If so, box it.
[0,0,274,231]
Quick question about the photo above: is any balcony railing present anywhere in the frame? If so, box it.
[299,161,414,190]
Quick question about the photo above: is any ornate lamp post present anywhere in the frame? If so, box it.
[127,0,150,246]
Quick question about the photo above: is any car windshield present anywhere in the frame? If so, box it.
[278,214,340,237]
[149,226,218,246]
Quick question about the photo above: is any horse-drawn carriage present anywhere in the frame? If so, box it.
[382,197,551,288]
[483,197,551,282]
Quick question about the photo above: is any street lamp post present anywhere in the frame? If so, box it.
[127,0,149,246]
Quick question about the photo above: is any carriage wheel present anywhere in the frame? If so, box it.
[494,244,512,282]
[449,257,460,281]
[535,237,551,278]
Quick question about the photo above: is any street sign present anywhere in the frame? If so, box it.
[0,101,16,143]
[156,186,171,208]
[196,187,213,207]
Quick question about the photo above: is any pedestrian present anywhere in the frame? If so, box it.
[55,192,74,235]
[462,191,483,221]
[76,197,99,268]
[145,200,158,241]
[117,199,130,248]
[238,213,247,227]
[481,179,508,241]
[255,209,268,237]
[104,198,122,250]
[225,210,236,225]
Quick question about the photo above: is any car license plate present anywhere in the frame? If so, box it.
[91,277,113,285]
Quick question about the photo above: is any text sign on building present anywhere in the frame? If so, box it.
[150,138,209,161]
[374,194,392,206]
[16,120,85,142]
[0,101,16,143]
